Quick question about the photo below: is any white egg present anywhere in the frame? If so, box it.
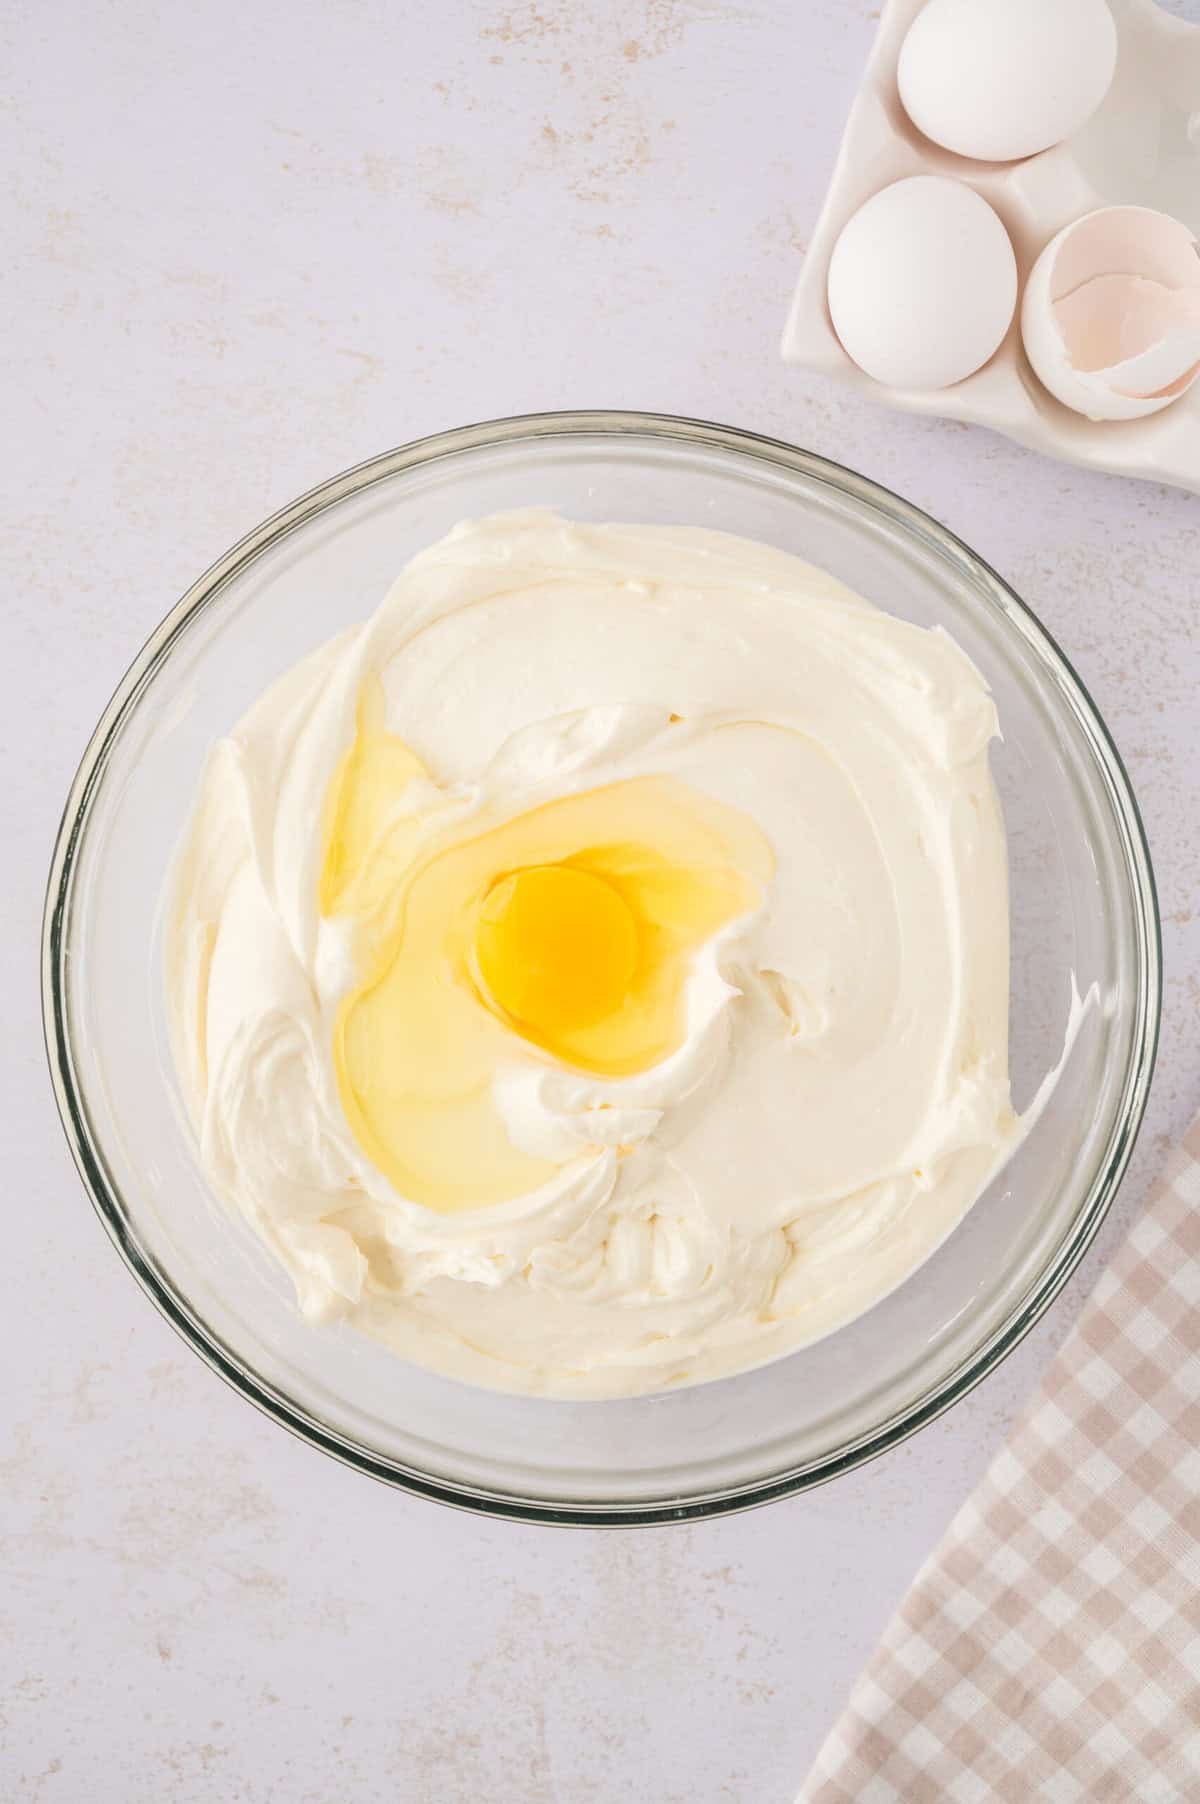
[826,177,1017,390]
[898,0,1117,163]
[1022,206,1200,421]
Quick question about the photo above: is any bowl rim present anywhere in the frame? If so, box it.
[41,408,1161,1526]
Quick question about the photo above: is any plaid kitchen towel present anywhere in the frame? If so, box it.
[799,1111,1200,1804]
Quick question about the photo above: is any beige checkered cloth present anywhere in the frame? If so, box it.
[800,1112,1200,1804]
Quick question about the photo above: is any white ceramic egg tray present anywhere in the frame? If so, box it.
[782,0,1200,494]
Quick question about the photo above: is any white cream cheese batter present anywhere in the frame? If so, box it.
[167,510,1024,1397]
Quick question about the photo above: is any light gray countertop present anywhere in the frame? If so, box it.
[4,3,1197,1799]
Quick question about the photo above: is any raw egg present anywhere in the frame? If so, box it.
[827,176,1017,389]
[897,0,1117,164]
[474,864,639,1035]
[320,683,773,1212]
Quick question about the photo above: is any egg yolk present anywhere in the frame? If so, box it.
[475,865,639,1034]
[320,681,773,1212]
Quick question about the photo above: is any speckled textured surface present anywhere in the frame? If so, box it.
[3,4,1198,1800]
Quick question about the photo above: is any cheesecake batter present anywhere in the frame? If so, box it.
[167,510,1022,1396]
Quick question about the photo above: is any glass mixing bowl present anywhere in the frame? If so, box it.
[43,412,1160,1524]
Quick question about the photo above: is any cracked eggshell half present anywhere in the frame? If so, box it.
[1021,206,1200,422]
